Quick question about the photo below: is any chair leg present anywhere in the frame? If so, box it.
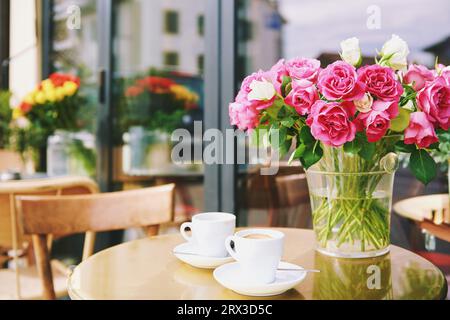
[32,235,56,300]
[82,231,96,261]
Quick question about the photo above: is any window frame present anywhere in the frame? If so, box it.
[164,10,179,35]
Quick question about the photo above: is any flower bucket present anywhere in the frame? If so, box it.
[125,126,171,174]
[47,130,96,177]
[306,146,398,258]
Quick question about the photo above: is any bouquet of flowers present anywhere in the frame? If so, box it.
[229,35,449,257]
[122,74,199,134]
[11,73,84,163]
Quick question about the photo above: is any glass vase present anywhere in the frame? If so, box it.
[47,130,96,177]
[125,126,172,175]
[306,143,399,258]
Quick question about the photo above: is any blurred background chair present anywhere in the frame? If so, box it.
[16,184,175,300]
[241,163,311,227]
[275,173,311,228]
[0,176,98,300]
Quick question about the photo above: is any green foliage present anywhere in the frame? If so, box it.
[256,98,324,169]
[395,140,416,153]
[0,91,12,148]
[409,149,437,185]
[68,139,97,178]
[147,110,186,133]
[430,128,450,172]
[357,135,376,161]
[301,141,323,169]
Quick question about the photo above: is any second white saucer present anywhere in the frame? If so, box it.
[213,261,307,297]
[173,242,234,269]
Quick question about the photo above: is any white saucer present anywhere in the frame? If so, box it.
[173,242,234,269]
[213,261,307,297]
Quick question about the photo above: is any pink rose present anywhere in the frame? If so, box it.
[229,101,259,131]
[317,61,365,101]
[357,65,403,101]
[285,58,321,82]
[237,70,274,110]
[404,112,439,148]
[355,110,391,143]
[371,100,399,119]
[416,76,450,130]
[404,64,434,91]
[284,79,319,115]
[306,100,357,147]
[441,67,450,85]
[269,59,289,94]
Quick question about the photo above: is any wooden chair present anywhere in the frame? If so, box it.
[16,184,175,300]
[0,176,99,300]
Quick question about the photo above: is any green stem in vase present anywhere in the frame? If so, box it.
[310,138,397,255]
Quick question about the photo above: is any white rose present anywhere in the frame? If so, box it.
[380,34,409,71]
[354,93,373,113]
[247,79,276,101]
[340,37,362,67]
[16,117,30,129]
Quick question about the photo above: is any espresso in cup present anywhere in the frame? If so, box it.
[243,234,274,240]
[180,212,236,257]
[225,229,284,284]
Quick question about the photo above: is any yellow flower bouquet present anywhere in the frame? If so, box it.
[10,73,85,168]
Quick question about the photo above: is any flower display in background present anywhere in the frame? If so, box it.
[10,73,84,157]
[229,34,450,185]
[121,73,199,134]
[125,76,198,108]
[12,73,81,122]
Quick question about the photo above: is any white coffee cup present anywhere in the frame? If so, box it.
[225,229,284,284]
[180,212,236,257]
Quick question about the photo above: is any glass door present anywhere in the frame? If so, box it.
[111,0,207,223]
[49,0,99,178]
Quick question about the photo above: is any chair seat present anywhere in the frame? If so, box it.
[0,260,69,300]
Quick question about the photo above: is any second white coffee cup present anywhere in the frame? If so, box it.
[225,229,285,284]
[180,212,236,257]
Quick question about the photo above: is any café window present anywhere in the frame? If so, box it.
[164,10,179,34]
[197,54,204,74]
[163,51,179,67]
[197,14,204,36]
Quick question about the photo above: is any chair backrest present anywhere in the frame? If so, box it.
[275,173,311,228]
[16,184,175,300]
[276,174,310,208]
[0,176,99,249]
[0,176,99,300]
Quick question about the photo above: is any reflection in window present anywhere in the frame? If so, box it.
[236,0,450,231]
[113,0,206,219]
[50,0,98,178]
[197,14,204,36]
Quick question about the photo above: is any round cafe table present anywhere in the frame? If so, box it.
[68,228,447,300]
